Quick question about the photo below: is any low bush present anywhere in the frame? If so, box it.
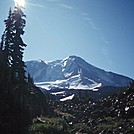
[29,117,69,134]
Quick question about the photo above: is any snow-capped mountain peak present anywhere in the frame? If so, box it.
[25,56,132,90]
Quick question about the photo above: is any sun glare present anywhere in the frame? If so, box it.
[14,0,25,7]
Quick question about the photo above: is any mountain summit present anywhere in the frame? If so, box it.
[25,56,132,90]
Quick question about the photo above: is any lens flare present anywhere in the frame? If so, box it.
[14,0,25,7]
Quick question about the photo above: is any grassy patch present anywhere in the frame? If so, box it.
[29,117,69,134]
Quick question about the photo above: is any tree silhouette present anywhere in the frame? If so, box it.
[11,6,27,84]
[0,8,13,89]
[3,8,14,67]
[0,5,48,134]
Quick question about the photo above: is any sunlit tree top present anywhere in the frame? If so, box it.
[14,0,25,8]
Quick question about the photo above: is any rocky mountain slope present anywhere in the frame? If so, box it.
[25,55,132,90]
[30,81,134,134]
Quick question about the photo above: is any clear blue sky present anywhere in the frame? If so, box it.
[0,0,134,79]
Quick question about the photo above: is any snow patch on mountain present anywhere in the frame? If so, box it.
[26,55,133,90]
[51,91,65,95]
[60,94,75,102]
[35,73,102,90]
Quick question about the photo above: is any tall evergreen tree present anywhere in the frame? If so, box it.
[0,8,13,89]
[11,6,27,84]
[0,7,27,84]
[2,8,14,67]
[0,4,48,134]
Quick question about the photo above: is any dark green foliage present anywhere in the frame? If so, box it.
[0,33,4,50]
[0,95,31,134]
[0,5,48,134]
[2,8,14,67]
[0,83,48,134]
[29,117,69,134]
[71,124,92,134]
[28,73,34,84]
[11,6,27,84]
[0,8,13,90]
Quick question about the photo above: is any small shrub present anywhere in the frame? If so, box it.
[72,124,92,133]
[29,117,70,134]
[96,124,113,133]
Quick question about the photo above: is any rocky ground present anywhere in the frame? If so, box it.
[30,82,134,134]
[47,84,134,133]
